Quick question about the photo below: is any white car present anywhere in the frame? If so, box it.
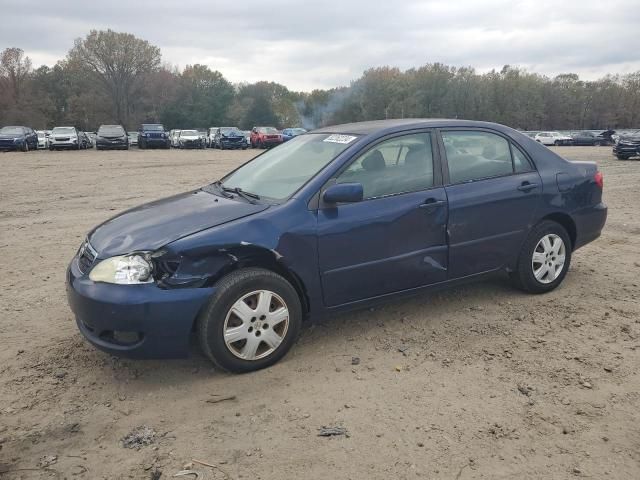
[207,127,219,148]
[36,130,49,149]
[534,131,573,146]
[49,126,81,150]
[169,129,182,148]
[177,129,205,149]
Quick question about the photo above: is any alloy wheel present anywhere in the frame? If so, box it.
[223,290,290,361]
[531,234,566,284]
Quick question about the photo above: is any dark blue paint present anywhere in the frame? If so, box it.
[67,119,607,359]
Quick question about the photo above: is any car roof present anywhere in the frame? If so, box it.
[313,119,519,136]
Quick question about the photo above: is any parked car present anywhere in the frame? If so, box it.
[214,127,248,150]
[0,126,38,152]
[570,131,608,146]
[67,119,607,373]
[534,131,573,146]
[243,130,251,145]
[36,130,49,149]
[177,130,205,149]
[169,129,181,148]
[138,124,170,149]
[49,126,82,150]
[199,130,208,146]
[80,131,93,149]
[206,127,219,148]
[95,125,129,150]
[128,132,139,146]
[612,130,640,160]
[250,126,283,148]
[281,128,307,142]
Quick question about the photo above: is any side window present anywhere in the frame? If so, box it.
[512,144,534,173]
[441,131,513,183]
[336,133,434,199]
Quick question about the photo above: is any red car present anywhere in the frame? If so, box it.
[250,126,283,149]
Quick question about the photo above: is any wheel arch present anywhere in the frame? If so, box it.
[540,212,576,249]
[165,244,311,318]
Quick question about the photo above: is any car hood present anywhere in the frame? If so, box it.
[180,135,200,140]
[88,190,269,258]
[0,134,23,140]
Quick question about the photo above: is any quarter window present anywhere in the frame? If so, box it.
[512,145,533,173]
[336,133,434,199]
[442,131,514,183]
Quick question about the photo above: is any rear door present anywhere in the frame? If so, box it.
[440,129,542,279]
[317,131,449,306]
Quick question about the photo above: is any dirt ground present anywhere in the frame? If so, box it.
[0,146,638,480]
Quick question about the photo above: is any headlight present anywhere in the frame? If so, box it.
[13,137,23,143]
[89,254,154,284]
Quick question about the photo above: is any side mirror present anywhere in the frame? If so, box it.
[323,183,364,204]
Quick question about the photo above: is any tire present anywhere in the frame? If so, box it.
[594,141,601,147]
[616,155,629,160]
[197,268,302,373]
[510,220,572,294]
[22,141,29,152]
[220,143,225,150]
[259,140,265,149]
[554,140,561,146]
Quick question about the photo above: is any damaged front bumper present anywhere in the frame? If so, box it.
[66,257,214,358]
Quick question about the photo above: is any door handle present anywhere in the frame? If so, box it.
[517,182,538,192]
[419,199,446,209]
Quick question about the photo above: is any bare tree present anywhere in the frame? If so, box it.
[0,47,32,100]
[67,30,161,126]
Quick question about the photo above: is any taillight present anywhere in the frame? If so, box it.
[594,171,603,189]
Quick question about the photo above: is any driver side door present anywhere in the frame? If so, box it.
[316,131,449,307]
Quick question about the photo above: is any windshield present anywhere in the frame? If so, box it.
[142,125,164,131]
[219,133,357,200]
[180,130,199,136]
[220,127,241,135]
[258,127,279,134]
[98,125,125,136]
[291,128,307,135]
[52,127,75,134]
[37,132,45,138]
[0,127,24,135]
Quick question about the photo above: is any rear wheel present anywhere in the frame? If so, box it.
[198,268,302,373]
[616,154,629,160]
[510,220,572,294]
[554,140,561,146]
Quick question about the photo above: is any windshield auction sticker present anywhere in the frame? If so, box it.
[323,134,357,144]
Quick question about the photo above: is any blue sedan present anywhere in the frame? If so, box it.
[67,119,607,372]
[281,127,307,142]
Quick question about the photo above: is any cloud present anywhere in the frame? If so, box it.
[1,0,639,90]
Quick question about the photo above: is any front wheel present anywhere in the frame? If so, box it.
[510,220,572,294]
[197,268,302,373]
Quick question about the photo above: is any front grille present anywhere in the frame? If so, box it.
[78,241,98,274]
[0,139,15,147]
[54,137,70,141]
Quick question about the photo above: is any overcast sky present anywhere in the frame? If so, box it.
[2,0,639,91]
